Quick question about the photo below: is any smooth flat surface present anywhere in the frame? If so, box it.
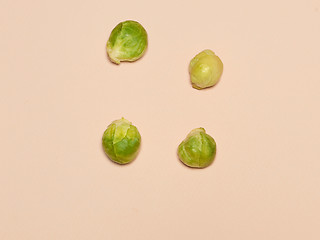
[1,0,320,239]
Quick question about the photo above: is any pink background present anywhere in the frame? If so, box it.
[1,0,320,239]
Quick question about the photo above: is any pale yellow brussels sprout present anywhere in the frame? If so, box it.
[178,128,216,168]
[102,118,141,164]
[189,49,223,89]
[106,20,148,64]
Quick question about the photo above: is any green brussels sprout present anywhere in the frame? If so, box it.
[189,49,223,89]
[106,20,148,64]
[178,128,216,168]
[102,118,141,164]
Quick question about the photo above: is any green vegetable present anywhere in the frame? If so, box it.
[106,20,148,64]
[102,118,141,164]
[189,49,223,89]
[178,128,216,168]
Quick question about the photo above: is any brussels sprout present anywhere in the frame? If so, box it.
[106,20,148,64]
[189,49,223,89]
[102,118,141,164]
[178,128,216,168]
